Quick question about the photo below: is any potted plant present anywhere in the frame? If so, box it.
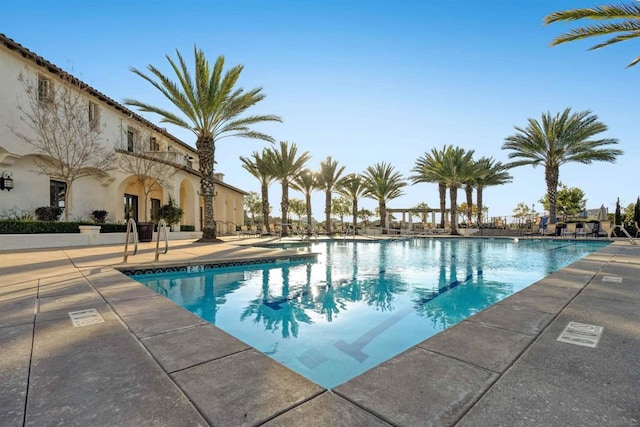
[155,197,184,232]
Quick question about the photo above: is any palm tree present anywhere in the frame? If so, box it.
[545,3,640,68]
[291,169,317,228]
[125,48,281,241]
[441,146,475,235]
[362,162,407,231]
[240,149,276,227]
[462,160,479,226]
[269,141,311,236]
[503,108,621,225]
[316,156,346,233]
[410,147,448,229]
[412,201,430,223]
[337,174,370,235]
[473,157,512,227]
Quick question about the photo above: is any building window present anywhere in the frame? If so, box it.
[124,194,138,223]
[127,128,138,152]
[150,198,161,221]
[149,137,159,151]
[38,75,52,103]
[88,101,99,130]
[50,180,66,208]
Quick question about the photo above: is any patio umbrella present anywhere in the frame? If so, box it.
[596,204,608,221]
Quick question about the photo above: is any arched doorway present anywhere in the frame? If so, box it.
[179,178,197,230]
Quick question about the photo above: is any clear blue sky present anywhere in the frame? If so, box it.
[3,1,638,220]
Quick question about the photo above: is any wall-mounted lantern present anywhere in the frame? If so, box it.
[0,171,14,191]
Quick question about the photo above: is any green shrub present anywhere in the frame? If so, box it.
[91,210,109,223]
[99,223,127,233]
[180,225,195,232]
[154,197,184,225]
[35,206,64,221]
[0,220,80,234]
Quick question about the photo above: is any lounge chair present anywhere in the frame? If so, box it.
[239,225,252,238]
[575,223,593,238]
[598,221,611,238]
[635,221,640,238]
[561,223,577,238]
[544,223,557,237]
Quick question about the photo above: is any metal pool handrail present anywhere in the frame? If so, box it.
[123,218,138,262]
[154,219,169,262]
[608,224,638,245]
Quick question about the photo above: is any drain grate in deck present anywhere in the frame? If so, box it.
[557,321,603,348]
[69,308,104,327]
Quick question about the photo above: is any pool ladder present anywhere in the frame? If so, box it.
[123,218,170,262]
[607,225,638,245]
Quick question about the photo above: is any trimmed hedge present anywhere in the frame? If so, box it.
[180,225,195,232]
[98,223,127,233]
[0,221,128,234]
[0,221,80,234]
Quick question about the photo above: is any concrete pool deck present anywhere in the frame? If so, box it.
[1,236,639,426]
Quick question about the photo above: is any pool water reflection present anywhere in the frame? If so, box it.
[134,238,608,388]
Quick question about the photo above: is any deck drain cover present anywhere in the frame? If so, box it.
[602,276,622,283]
[557,321,603,348]
[69,309,104,327]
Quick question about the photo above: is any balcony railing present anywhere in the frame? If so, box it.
[143,151,196,170]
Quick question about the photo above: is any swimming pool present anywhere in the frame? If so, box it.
[133,238,608,388]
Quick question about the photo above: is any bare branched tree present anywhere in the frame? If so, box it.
[117,127,178,223]
[12,70,115,221]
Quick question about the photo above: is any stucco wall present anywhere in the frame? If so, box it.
[0,36,246,231]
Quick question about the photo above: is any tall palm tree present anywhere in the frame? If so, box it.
[269,141,311,236]
[441,146,475,235]
[462,159,479,226]
[240,149,275,227]
[337,174,370,235]
[291,169,317,227]
[410,147,448,229]
[474,157,512,227]
[125,48,281,241]
[316,156,346,232]
[545,3,640,68]
[503,108,621,225]
[362,163,407,231]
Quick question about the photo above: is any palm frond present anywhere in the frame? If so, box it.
[551,22,640,46]
[545,3,640,67]
[545,3,640,24]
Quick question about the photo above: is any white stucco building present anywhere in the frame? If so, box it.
[0,34,245,235]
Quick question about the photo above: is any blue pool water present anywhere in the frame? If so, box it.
[133,238,608,388]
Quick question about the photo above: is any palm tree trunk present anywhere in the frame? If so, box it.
[197,136,217,241]
[281,180,289,237]
[380,201,387,230]
[439,182,446,228]
[325,189,332,232]
[465,184,473,226]
[305,193,312,226]
[352,199,358,235]
[476,186,484,228]
[545,166,559,224]
[450,187,459,235]
[261,182,269,227]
